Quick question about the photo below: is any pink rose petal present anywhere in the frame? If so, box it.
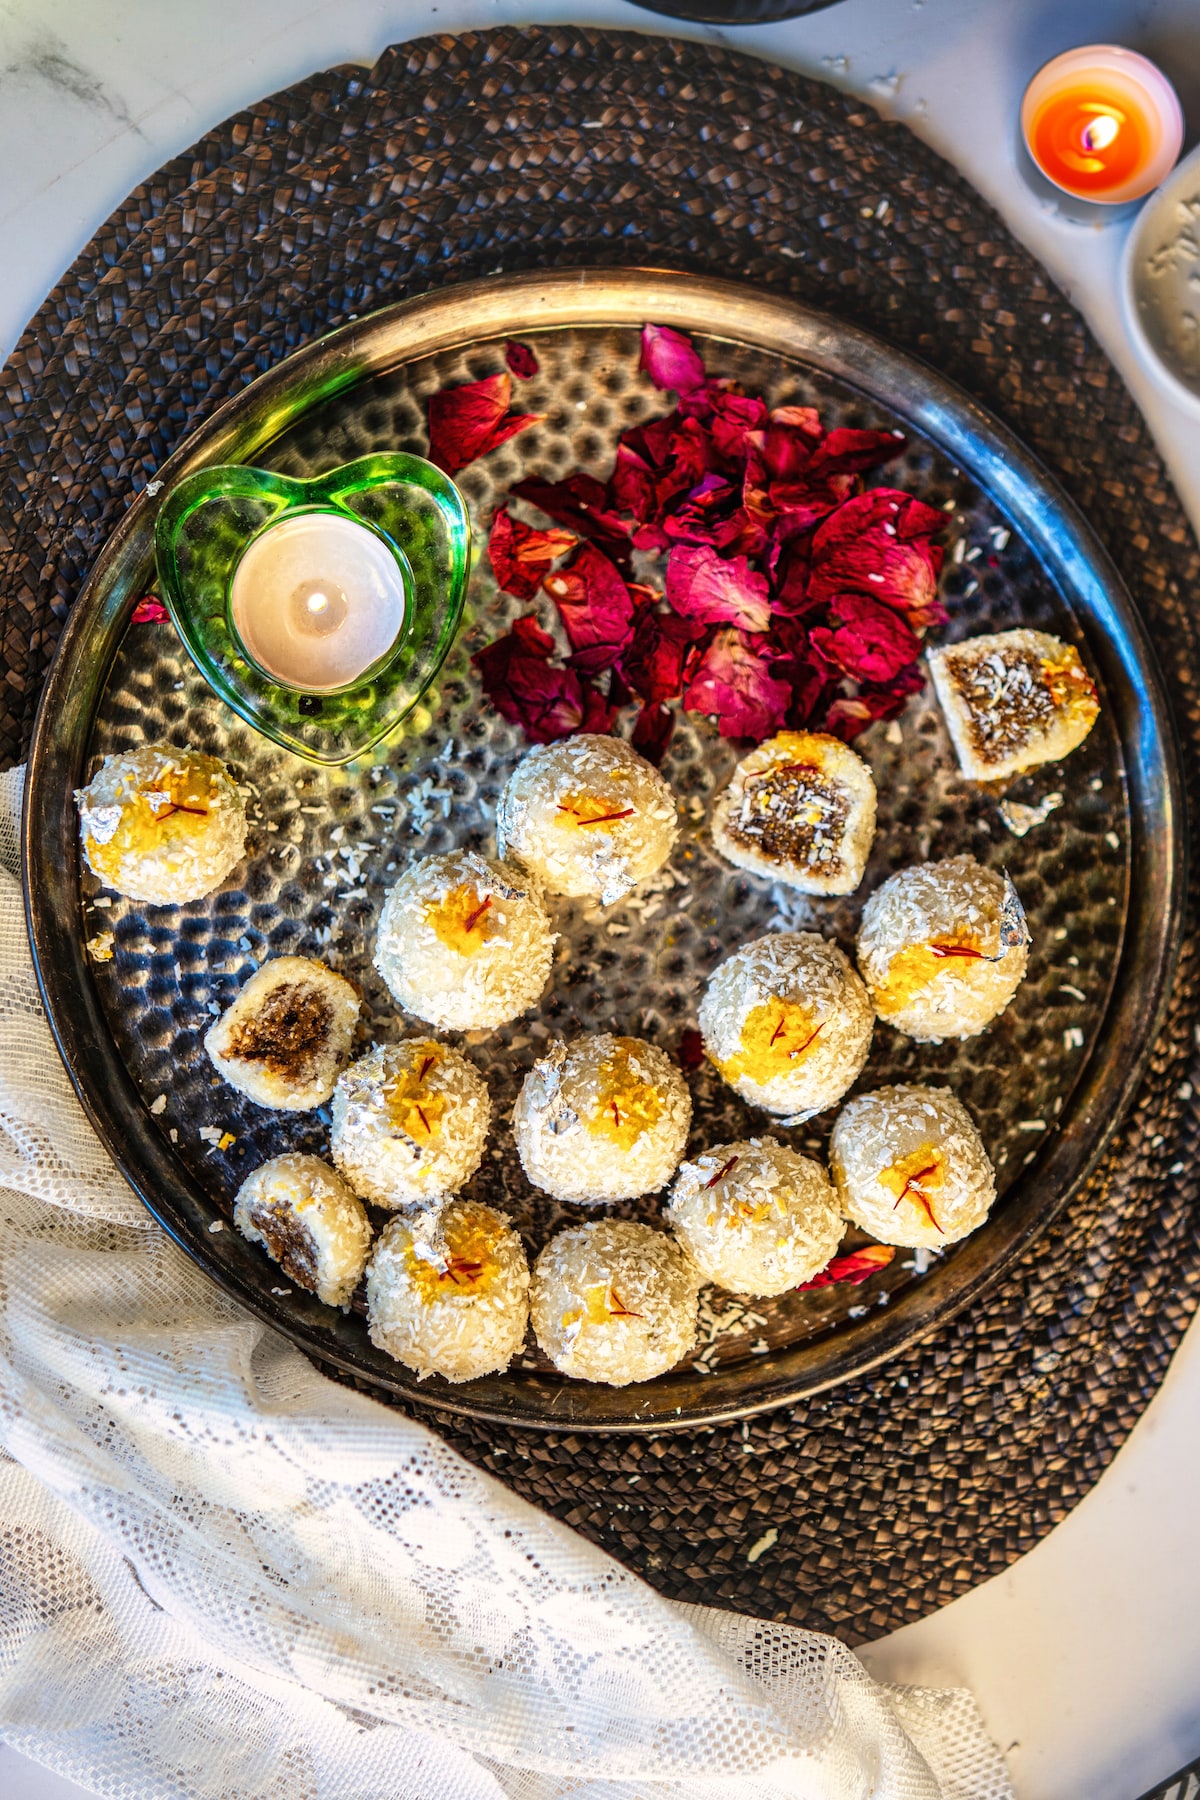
[131,596,169,624]
[665,543,772,632]
[682,628,791,740]
[639,323,707,395]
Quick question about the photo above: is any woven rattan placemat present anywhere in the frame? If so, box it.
[2,27,1198,1644]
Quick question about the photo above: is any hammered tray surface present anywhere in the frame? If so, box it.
[7,23,1200,1637]
[84,323,1127,1409]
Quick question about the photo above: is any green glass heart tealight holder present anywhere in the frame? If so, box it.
[154,454,471,765]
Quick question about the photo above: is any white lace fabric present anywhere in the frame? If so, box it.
[0,767,1012,1799]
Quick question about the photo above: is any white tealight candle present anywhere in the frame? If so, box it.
[229,511,408,692]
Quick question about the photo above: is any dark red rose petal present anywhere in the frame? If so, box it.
[665,543,772,632]
[543,543,636,675]
[609,443,657,523]
[488,505,577,601]
[428,372,543,478]
[809,593,922,685]
[505,340,540,379]
[640,323,707,395]
[660,474,737,547]
[677,1027,705,1071]
[630,701,676,765]
[682,628,792,740]
[796,1245,895,1290]
[131,596,169,623]
[706,389,769,463]
[473,615,611,743]
[511,473,633,572]
[619,607,705,705]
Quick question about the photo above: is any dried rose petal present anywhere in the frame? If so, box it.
[797,1245,895,1290]
[630,702,676,766]
[706,389,768,462]
[640,323,706,395]
[677,1027,705,1070]
[808,489,945,619]
[660,474,737,547]
[473,614,611,743]
[543,544,635,675]
[809,593,922,684]
[488,505,577,601]
[505,340,540,379]
[511,473,632,571]
[619,607,704,705]
[428,372,542,477]
[131,596,169,624]
[609,443,657,523]
[683,628,791,740]
[665,543,772,632]
[807,427,906,479]
[823,667,925,741]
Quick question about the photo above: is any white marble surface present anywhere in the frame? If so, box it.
[2,2,1199,1796]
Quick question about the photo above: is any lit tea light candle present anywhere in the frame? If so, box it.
[1021,46,1182,205]
[229,511,408,692]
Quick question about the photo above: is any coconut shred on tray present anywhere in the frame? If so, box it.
[72,320,1105,1393]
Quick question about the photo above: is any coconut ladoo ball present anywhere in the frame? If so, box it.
[374,849,555,1031]
[830,1083,996,1249]
[699,932,874,1121]
[530,1220,699,1385]
[857,854,1030,1042]
[234,1154,372,1309]
[330,1038,491,1207]
[75,743,246,905]
[928,627,1100,782]
[366,1199,530,1383]
[710,730,877,896]
[205,957,360,1110]
[496,733,678,906]
[513,1033,692,1206]
[666,1137,844,1297]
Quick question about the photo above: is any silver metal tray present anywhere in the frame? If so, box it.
[23,270,1184,1431]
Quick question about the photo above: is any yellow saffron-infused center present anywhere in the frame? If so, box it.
[406,1211,499,1302]
[874,935,985,1016]
[587,1038,663,1150]
[878,1144,945,1234]
[385,1042,447,1143]
[424,883,496,956]
[1041,647,1100,723]
[84,756,219,879]
[554,790,635,830]
[715,998,824,1086]
[562,1282,643,1332]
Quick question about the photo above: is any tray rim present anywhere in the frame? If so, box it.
[21,267,1187,1433]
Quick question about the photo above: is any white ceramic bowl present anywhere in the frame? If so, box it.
[1120,141,1200,417]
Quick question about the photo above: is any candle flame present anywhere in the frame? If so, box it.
[1080,109,1120,153]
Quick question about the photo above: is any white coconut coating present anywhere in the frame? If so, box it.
[710,731,877,896]
[928,628,1100,782]
[366,1200,530,1383]
[374,849,555,1030]
[234,1154,372,1308]
[496,733,678,905]
[699,932,874,1121]
[857,855,1030,1042]
[513,1033,692,1205]
[830,1083,996,1249]
[530,1220,699,1385]
[205,956,361,1110]
[330,1038,491,1207]
[75,743,246,905]
[666,1137,844,1296]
